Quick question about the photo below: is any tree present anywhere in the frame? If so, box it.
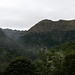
[61,53,75,75]
[33,49,51,75]
[34,49,63,75]
[4,56,35,75]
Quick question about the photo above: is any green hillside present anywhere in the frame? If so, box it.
[0,28,26,72]
[0,19,75,75]
[17,19,75,58]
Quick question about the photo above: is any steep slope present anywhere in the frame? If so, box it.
[0,28,30,72]
[17,19,75,58]
[58,40,75,51]
[3,29,27,40]
[28,19,75,32]
[0,28,24,63]
[17,31,75,49]
[18,19,75,46]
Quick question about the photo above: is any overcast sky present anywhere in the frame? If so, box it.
[0,0,75,30]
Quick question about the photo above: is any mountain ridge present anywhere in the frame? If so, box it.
[28,19,75,33]
[16,19,75,56]
[1,19,75,59]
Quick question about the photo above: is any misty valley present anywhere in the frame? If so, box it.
[0,19,75,75]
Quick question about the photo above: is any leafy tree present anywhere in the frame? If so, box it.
[34,49,63,75]
[61,53,75,75]
[4,56,35,75]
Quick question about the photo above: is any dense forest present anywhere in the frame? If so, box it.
[0,19,75,75]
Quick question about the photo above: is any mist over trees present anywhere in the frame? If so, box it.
[0,19,75,75]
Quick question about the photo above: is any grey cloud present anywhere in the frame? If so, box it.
[0,0,75,30]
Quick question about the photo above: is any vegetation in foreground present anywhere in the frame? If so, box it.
[0,48,75,75]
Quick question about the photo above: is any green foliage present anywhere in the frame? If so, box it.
[34,49,63,75]
[61,53,75,75]
[1,19,75,75]
[4,56,35,75]
[56,40,75,56]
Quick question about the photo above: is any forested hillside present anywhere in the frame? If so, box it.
[17,19,75,58]
[0,19,75,75]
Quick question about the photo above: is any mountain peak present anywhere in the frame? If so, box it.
[40,19,52,22]
[28,19,75,33]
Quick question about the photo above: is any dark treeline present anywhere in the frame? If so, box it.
[0,49,75,75]
[1,19,75,75]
